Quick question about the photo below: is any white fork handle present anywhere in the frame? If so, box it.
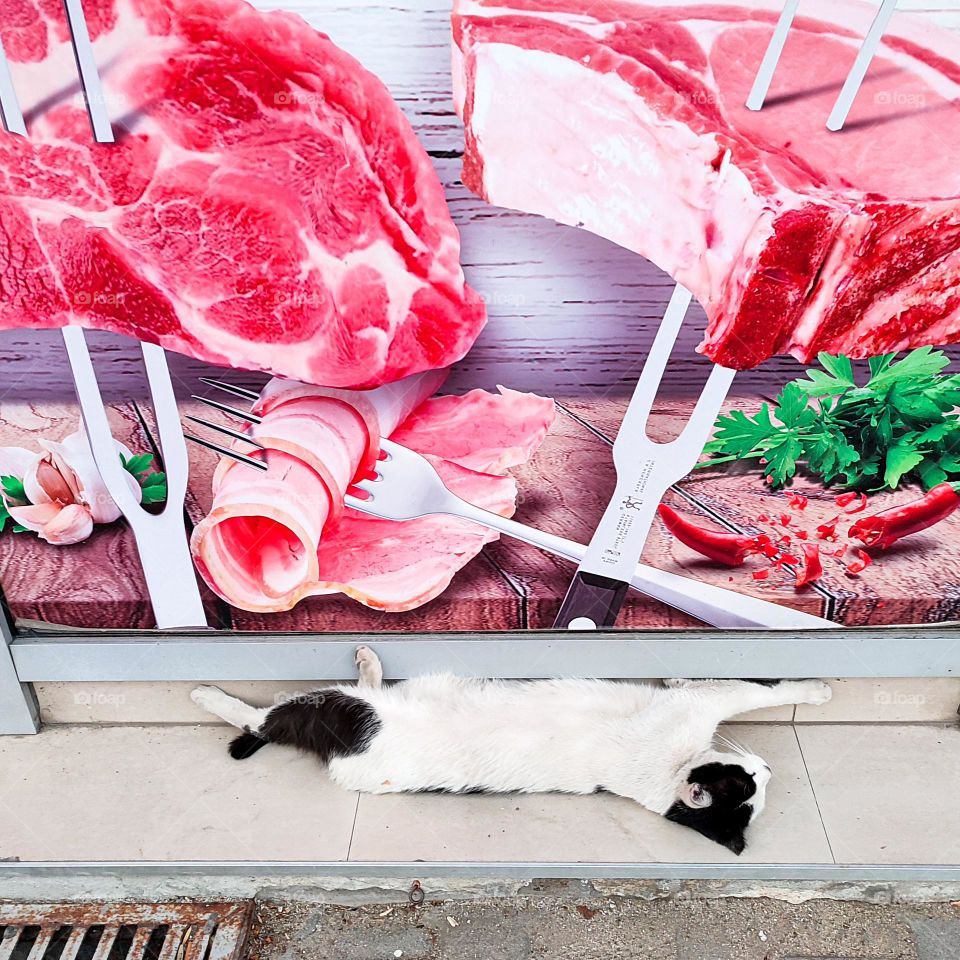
[453,500,836,631]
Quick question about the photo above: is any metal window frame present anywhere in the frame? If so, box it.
[3,600,959,733]
[0,601,39,734]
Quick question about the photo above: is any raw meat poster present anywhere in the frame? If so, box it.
[1,0,960,634]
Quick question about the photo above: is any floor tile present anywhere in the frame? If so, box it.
[348,724,831,864]
[798,724,960,864]
[794,679,960,723]
[0,725,358,861]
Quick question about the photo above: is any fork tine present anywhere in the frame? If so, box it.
[198,377,261,403]
[141,342,191,509]
[184,433,269,471]
[827,0,898,131]
[0,40,26,136]
[745,0,799,110]
[63,0,115,143]
[191,394,263,424]
[184,414,266,449]
[614,282,693,444]
[61,326,144,516]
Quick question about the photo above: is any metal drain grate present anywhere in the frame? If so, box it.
[0,903,253,960]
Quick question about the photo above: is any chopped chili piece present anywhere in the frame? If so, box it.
[833,545,848,559]
[794,542,824,588]
[780,534,792,544]
[816,518,840,541]
[779,553,799,565]
[762,544,780,559]
[835,492,858,507]
[787,493,809,510]
[845,548,872,576]
[756,514,770,523]
[795,530,809,540]
[849,483,960,551]
[754,533,772,547]
[752,569,770,581]
[657,504,758,566]
[779,513,792,526]
[843,493,868,514]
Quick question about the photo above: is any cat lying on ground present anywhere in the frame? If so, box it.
[191,647,831,854]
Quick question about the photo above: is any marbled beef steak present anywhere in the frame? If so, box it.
[0,0,485,388]
[453,0,960,368]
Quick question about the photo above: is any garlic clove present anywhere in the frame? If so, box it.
[36,503,95,545]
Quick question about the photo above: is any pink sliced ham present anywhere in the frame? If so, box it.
[0,0,484,388]
[191,374,556,612]
[453,0,960,368]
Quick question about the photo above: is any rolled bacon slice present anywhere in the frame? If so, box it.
[191,374,555,612]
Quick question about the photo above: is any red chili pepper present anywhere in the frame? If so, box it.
[845,548,872,576]
[752,569,769,581]
[658,504,758,566]
[792,542,823,587]
[849,483,960,551]
[787,493,809,511]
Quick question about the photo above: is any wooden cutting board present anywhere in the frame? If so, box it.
[3,395,959,631]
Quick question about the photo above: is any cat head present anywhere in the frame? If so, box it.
[663,751,771,855]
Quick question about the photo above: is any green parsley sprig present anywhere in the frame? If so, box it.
[701,348,960,491]
[121,453,167,505]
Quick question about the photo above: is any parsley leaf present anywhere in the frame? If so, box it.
[701,348,960,491]
[121,453,167,505]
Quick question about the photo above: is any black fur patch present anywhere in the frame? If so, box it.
[228,691,380,762]
[229,731,268,759]
[664,762,757,855]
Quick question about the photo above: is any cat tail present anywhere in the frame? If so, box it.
[229,731,268,760]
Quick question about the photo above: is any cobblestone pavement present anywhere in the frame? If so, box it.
[248,894,960,960]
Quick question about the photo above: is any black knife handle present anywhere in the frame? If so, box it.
[554,571,630,630]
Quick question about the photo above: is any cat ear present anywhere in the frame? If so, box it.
[687,783,713,808]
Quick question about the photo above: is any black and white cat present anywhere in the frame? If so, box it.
[191,647,831,854]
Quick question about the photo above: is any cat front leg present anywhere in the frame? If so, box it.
[355,645,383,689]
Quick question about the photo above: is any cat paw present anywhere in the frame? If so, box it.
[798,680,832,706]
[355,645,383,687]
[191,685,226,710]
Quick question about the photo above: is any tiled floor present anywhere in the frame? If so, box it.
[1,721,957,865]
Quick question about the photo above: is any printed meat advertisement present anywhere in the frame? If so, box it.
[2,0,960,637]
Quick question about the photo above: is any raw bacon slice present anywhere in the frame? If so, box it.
[453,0,960,368]
[191,375,556,612]
[0,0,484,388]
